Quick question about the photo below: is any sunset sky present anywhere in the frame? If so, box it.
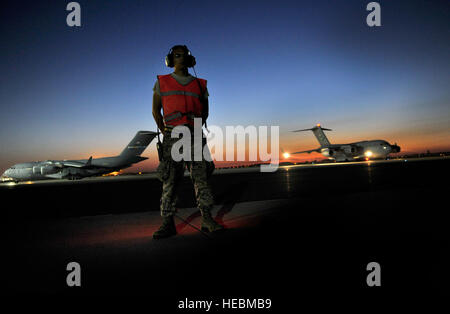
[1,0,449,173]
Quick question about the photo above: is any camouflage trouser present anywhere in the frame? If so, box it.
[156,130,215,217]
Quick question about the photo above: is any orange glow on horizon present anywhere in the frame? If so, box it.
[103,171,122,177]
[4,129,446,176]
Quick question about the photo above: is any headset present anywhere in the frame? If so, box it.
[165,45,196,68]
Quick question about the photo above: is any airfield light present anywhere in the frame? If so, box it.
[283,152,290,159]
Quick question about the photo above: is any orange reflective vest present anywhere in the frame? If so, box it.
[157,74,207,127]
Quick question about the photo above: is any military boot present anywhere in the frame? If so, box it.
[200,208,224,232]
[153,215,177,239]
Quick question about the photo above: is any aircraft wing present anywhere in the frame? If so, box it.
[291,149,321,154]
[59,156,96,168]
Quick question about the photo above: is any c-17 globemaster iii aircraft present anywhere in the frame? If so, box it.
[0,131,157,182]
[291,124,401,162]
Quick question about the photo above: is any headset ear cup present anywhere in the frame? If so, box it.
[183,45,195,67]
[165,54,173,67]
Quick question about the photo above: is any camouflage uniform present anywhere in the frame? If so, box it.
[157,129,215,217]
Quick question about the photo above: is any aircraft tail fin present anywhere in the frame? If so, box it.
[118,131,157,161]
[292,124,332,148]
[85,156,92,167]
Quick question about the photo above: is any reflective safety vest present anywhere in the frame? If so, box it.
[157,74,207,127]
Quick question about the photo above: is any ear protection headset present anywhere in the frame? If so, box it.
[165,45,196,68]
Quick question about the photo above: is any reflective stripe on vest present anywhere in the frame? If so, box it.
[160,90,201,98]
[164,111,196,122]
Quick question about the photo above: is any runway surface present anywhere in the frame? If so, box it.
[2,157,448,307]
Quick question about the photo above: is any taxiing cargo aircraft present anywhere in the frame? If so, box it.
[0,131,157,182]
[291,124,400,162]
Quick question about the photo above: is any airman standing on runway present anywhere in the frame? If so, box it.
[152,45,223,239]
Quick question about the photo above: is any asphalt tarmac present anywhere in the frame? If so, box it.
[2,157,448,308]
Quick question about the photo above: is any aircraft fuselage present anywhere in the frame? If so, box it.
[0,131,156,182]
[1,158,132,182]
[292,125,401,162]
[321,140,400,162]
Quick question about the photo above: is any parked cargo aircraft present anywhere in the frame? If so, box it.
[0,131,157,182]
[291,124,400,162]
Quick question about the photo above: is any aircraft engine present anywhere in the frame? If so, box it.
[321,148,334,157]
[343,145,358,155]
[32,166,41,174]
[40,165,61,175]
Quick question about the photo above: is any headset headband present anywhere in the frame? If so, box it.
[168,45,191,56]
